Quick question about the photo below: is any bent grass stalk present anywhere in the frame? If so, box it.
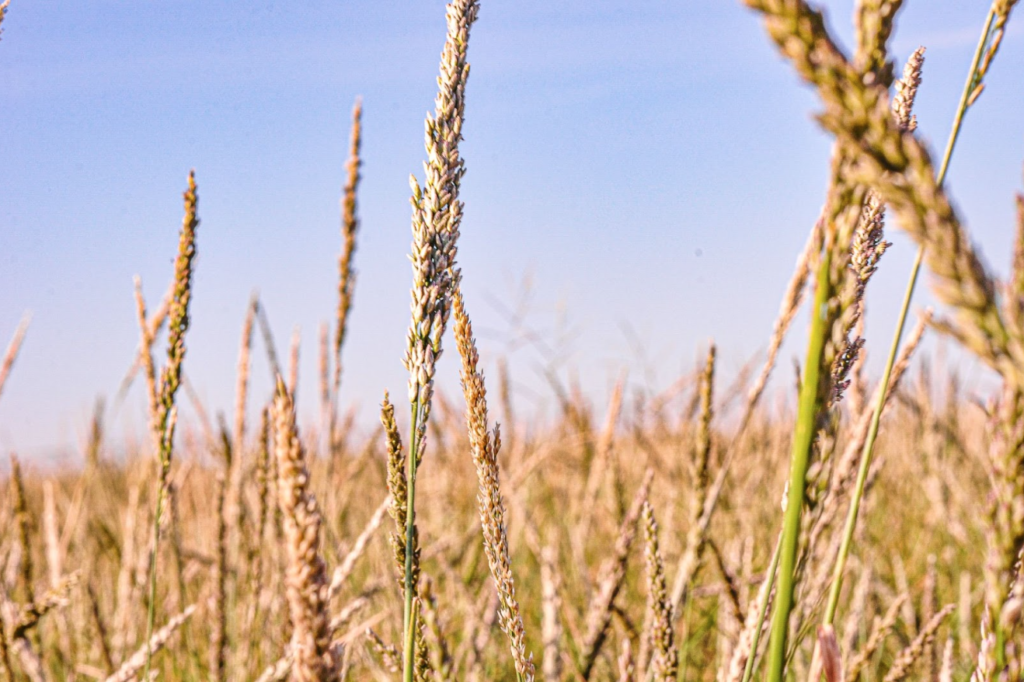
[0,313,30,404]
[823,1,1008,630]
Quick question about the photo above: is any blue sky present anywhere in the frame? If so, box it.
[1,1,1022,461]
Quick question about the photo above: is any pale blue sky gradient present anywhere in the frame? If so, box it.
[1,1,1022,461]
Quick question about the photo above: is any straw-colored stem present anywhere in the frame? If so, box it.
[0,313,30,405]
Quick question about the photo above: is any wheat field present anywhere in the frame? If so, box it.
[1,1,1023,681]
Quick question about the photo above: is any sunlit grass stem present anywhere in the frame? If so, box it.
[823,3,1000,629]
[765,249,832,682]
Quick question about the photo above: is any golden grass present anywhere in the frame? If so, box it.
[2,1,1024,681]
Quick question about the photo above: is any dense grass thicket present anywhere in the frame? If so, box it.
[1,1,1023,681]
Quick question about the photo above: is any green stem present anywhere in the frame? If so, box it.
[821,4,998,629]
[740,531,783,682]
[766,249,833,682]
[142,473,168,679]
[403,404,422,682]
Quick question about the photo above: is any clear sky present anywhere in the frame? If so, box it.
[1,1,1022,462]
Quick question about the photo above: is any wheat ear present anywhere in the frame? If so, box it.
[579,470,653,679]
[452,287,535,681]
[845,594,907,681]
[273,379,336,681]
[641,501,677,682]
[142,171,199,678]
[332,98,362,408]
[103,605,196,682]
[398,1,480,678]
[882,604,955,682]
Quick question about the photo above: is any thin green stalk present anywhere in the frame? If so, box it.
[766,249,833,682]
[403,406,422,682]
[822,5,998,629]
[740,532,783,682]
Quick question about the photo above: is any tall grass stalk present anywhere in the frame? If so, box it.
[823,1,1008,629]
[738,531,783,682]
[765,249,833,682]
[0,313,30,404]
[398,2,479,680]
[143,171,199,680]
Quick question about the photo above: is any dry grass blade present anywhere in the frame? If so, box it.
[579,469,653,680]
[255,653,294,682]
[882,604,955,681]
[13,572,80,639]
[329,596,370,634]
[255,300,284,382]
[367,629,400,674]
[0,313,30,405]
[287,326,300,398]
[669,345,716,614]
[540,544,562,682]
[939,637,954,682]
[132,279,160,434]
[617,638,634,682]
[739,222,821,436]
[210,473,227,682]
[272,380,336,680]
[0,610,13,682]
[328,496,390,601]
[846,594,908,681]
[103,605,196,682]
[228,293,258,565]
[641,501,676,682]
[452,287,535,681]
[86,583,115,674]
[724,534,778,682]
[9,454,35,607]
